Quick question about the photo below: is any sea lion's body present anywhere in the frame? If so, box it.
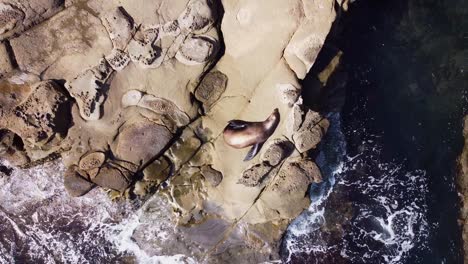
[223,109,280,161]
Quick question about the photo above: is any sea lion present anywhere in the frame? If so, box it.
[223,108,280,161]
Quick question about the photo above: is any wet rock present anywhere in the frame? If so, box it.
[200,165,223,187]
[261,139,295,166]
[65,59,113,121]
[0,80,71,148]
[0,129,29,166]
[78,152,106,171]
[63,166,95,197]
[0,41,13,75]
[189,142,214,167]
[143,156,171,183]
[238,163,273,187]
[102,7,135,50]
[194,70,228,111]
[177,0,215,33]
[292,109,330,153]
[105,49,130,71]
[113,118,172,165]
[166,129,201,171]
[92,163,131,192]
[175,35,218,65]
[10,7,112,79]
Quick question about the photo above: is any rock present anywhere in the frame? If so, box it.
[292,109,330,153]
[283,0,336,79]
[166,129,201,171]
[200,165,223,187]
[121,89,143,107]
[105,49,130,71]
[0,41,13,75]
[138,94,190,127]
[238,163,273,187]
[143,156,171,183]
[0,3,24,40]
[177,0,216,33]
[63,166,95,197]
[10,6,112,79]
[102,7,135,50]
[189,142,214,167]
[127,31,163,68]
[271,158,321,193]
[261,139,295,166]
[78,152,106,171]
[194,70,228,111]
[277,83,300,107]
[92,163,131,192]
[65,59,113,121]
[0,80,71,148]
[0,129,29,166]
[113,119,173,165]
[175,35,218,65]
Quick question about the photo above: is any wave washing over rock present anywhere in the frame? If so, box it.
[282,114,430,263]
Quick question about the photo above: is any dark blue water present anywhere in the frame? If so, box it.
[283,0,467,263]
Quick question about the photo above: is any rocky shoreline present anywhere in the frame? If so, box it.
[0,0,340,261]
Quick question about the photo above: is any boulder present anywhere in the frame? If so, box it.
[63,166,95,197]
[113,119,173,165]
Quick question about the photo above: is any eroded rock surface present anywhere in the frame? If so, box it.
[0,0,336,261]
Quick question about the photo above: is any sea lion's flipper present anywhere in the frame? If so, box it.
[244,143,263,161]
[227,120,248,130]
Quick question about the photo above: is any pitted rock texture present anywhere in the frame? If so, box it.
[0,0,336,262]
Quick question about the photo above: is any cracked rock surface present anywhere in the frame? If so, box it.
[0,0,336,261]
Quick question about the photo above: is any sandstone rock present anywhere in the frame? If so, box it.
[166,129,201,171]
[128,30,163,68]
[292,109,330,153]
[121,89,143,107]
[143,156,171,183]
[271,158,321,193]
[0,3,24,40]
[194,70,228,111]
[0,80,71,148]
[0,41,13,75]
[175,35,218,65]
[113,119,172,165]
[238,163,273,187]
[188,142,214,167]
[138,94,191,127]
[177,0,216,33]
[10,6,112,79]
[261,139,295,166]
[63,166,95,197]
[201,165,223,187]
[102,7,135,50]
[78,151,106,171]
[105,49,130,71]
[0,129,29,166]
[283,0,336,79]
[65,59,113,121]
[277,83,300,107]
[92,163,131,192]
